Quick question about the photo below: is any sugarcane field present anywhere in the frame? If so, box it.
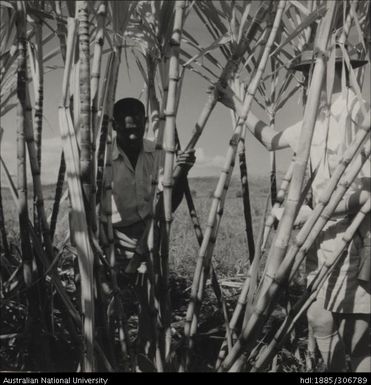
[0,0,370,375]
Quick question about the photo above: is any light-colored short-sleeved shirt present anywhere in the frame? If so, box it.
[282,88,370,206]
[102,137,164,227]
[282,88,370,313]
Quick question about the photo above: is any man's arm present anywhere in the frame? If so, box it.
[244,111,291,151]
[217,84,292,151]
[171,149,196,211]
[334,190,370,216]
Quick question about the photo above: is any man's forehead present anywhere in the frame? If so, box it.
[118,112,145,122]
[116,109,145,122]
[114,98,145,119]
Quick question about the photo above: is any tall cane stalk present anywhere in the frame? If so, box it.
[162,0,186,234]
[49,7,71,242]
[15,1,51,369]
[215,191,271,368]
[49,151,66,241]
[161,0,186,361]
[237,123,255,262]
[261,157,295,253]
[78,1,93,227]
[100,46,133,370]
[260,1,337,295]
[59,17,95,372]
[25,87,55,262]
[90,1,106,233]
[184,0,286,369]
[16,0,33,287]
[0,128,10,257]
[31,4,44,233]
[96,52,114,205]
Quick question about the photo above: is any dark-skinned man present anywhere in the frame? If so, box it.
[100,97,195,370]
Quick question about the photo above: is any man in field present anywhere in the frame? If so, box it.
[100,97,195,366]
[220,44,370,372]
[104,97,195,268]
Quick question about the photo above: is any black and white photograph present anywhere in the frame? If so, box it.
[0,0,370,376]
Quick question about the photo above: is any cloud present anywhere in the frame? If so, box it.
[190,147,230,177]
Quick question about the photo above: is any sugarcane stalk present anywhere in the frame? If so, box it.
[96,52,114,205]
[184,188,232,366]
[30,4,44,235]
[59,17,95,372]
[184,0,286,367]
[16,0,33,287]
[0,128,10,257]
[185,129,244,363]
[219,126,370,372]
[49,151,66,241]
[90,1,106,233]
[11,9,51,364]
[24,87,55,262]
[252,197,370,372]
[259,1,337,297]
[270,151,277,207]
[183,120,242,369]
[154,59,169,149]
[33,6,43,170]
[162,0,186,232]
[141,60,169,370]
[252,280,322,372]
[29,222,113,371]
[216,191,271,368]
[78,1,93,229]
[146,182,167,371]
[48,6,71,242]
[182,165,228,317]
[237,124,255,262]
[159,1,187,363]
[261,156,295,253]
[256,156,318,302]
[23,83,56,369]
[55,0,67,62]
[100,45,133,370]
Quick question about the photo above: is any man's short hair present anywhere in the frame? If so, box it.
[113,98,145,123]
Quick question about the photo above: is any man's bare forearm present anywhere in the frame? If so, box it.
[232,99,290,151]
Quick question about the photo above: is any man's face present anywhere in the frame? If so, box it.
[115,112,145,148]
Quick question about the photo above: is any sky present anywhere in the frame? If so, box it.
[1,2,370,187]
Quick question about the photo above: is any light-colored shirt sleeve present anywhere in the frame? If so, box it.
[281,120,303,153]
